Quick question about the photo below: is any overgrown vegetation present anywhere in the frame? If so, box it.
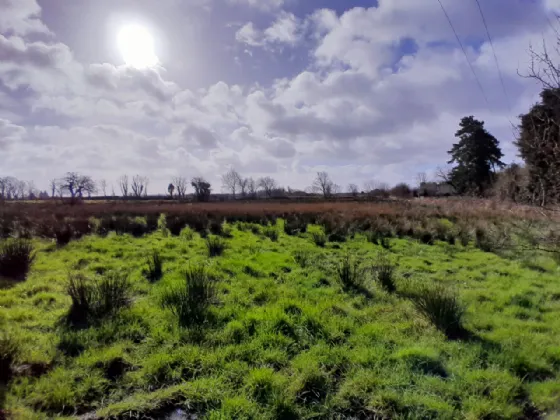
[0,239,34,281]
[206,235,227,257]
[0,207,559,419]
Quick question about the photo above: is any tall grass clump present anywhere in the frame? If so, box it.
[67,273,131,326]
[337,255,367,294]
[311,231,327,247]
[0,239,35,281]
[161,265,216,327]
[411,284,466,339]
[206,236,227,257]
[372,252,396,293]
[0,333,19,383]
[263,226,279,242]
[144,250,163,283]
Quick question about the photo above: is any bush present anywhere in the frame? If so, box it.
[54,224,73,246]
[411,284,465,339]
[0,239,35,281]
[372,252,396,293]
[206,236,227,257]
[293,250,311,268]
[144,250,163,283]
[311,231,327,247]
[0,333,19,383]
[337,255,367,293]
[263,226,279,242]
[284,218,307,236]
[67,273,131,326]
[161,265,216,327]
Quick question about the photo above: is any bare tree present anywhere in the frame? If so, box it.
[26,180,38,200]
[173,176,188,199]
[111,185,116,198]
[119,175,129,197]
[131,175,149,198]
[347,183,359,196]
[191,177,211,202]
[0,177,7,199]
[61,172,96,199]
[416,172,428,188]
[99,179,107,197]
[239,178,249,198]
[247,177,257,199]
[311,171,337,198]
[49,178,58,198]
[168,183,175,198]
[257,176,277,198]
[222,168,242,198]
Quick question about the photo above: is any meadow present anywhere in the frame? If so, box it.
[0,200,560,419]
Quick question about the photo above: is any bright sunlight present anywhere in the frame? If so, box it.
[117,24,158,69]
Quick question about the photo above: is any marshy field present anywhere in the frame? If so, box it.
[1,199,560,419]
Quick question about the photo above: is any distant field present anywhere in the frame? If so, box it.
[1,202,560,419]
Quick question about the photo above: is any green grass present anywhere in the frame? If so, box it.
[1,221,560,419]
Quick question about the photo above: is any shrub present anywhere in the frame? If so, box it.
[0,239,35,281]
[293,250,311,267]
[337,255,367,293]
[167,216,187,236]
[209,220,224,236]
[311,231,327,247]
[67,273,131,326]
[54,224,73,246]
[284,218,307,236]
[411,284,465,339]
[161,265,216,327]
[263,226,279,242]
[366,230,381,245]
[372,252,396,293]
[206,236,226,257]
[380,237,392,250]
[0,333,19,382]
[144,250,163,283]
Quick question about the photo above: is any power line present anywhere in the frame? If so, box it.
[473,0,512,113]
[435,0,490,107]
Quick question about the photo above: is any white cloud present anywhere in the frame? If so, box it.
[0,0,51,36]
[235,12,301,49]
[227,0,284,12]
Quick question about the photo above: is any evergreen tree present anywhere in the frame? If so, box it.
[447,116,504,195]
[515,88,560,206]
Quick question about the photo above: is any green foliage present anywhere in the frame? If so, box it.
[206,235,227,257]
[337,254,367,294]
[0,332,19,382]
[372,252,396,293]
[67,273,131,326]
[0,238,34,281]
[144,250,163,283]
[448,116,505,195]
[311,231,327,247]
[263,226,279,242]
[515,88,560,205]
[411,284,465,339]
[161,265,216,327]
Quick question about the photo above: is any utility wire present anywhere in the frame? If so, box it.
[473,0,512,113]
[435,0,490,107]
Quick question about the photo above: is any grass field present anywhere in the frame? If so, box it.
[1,211,560,419]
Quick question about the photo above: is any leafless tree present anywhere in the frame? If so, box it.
[311,171,338,198]
[26,180,38,199]
[347,183,359,196]
[0,177,7,199]
[131,175,149,198]
[49,178,58,198]
[239,178,250,197]
[191,177,211,202]
[61,172,96,199]
[99,179,107,197]
[222,168,242,198]
[111,185,116,198]
[173,176,188,199]
[246,177,257,199]
[416,172,428,187]
[257,176,277,198]
[119,175,129,197]
[168,183,175,198]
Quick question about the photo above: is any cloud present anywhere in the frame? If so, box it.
[227,0,284,12]
[0,0,51,36]
[235,12,302,49]
[0,118,26,149]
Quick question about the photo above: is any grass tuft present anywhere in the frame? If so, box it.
[0,238,35,281]
[372,252,396,293]
[161,265,217,327]
[263,226,279,242]
[206,236,227,257]
[411,284,466,339]
[67,273,131,326]
[337,254,368,295]
[144,250,163,283]
[311,231,327,247]
[0,333,19,383]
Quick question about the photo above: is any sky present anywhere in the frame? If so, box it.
[1,0,559,194]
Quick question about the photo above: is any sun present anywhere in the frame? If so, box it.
[117,24,158,69]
